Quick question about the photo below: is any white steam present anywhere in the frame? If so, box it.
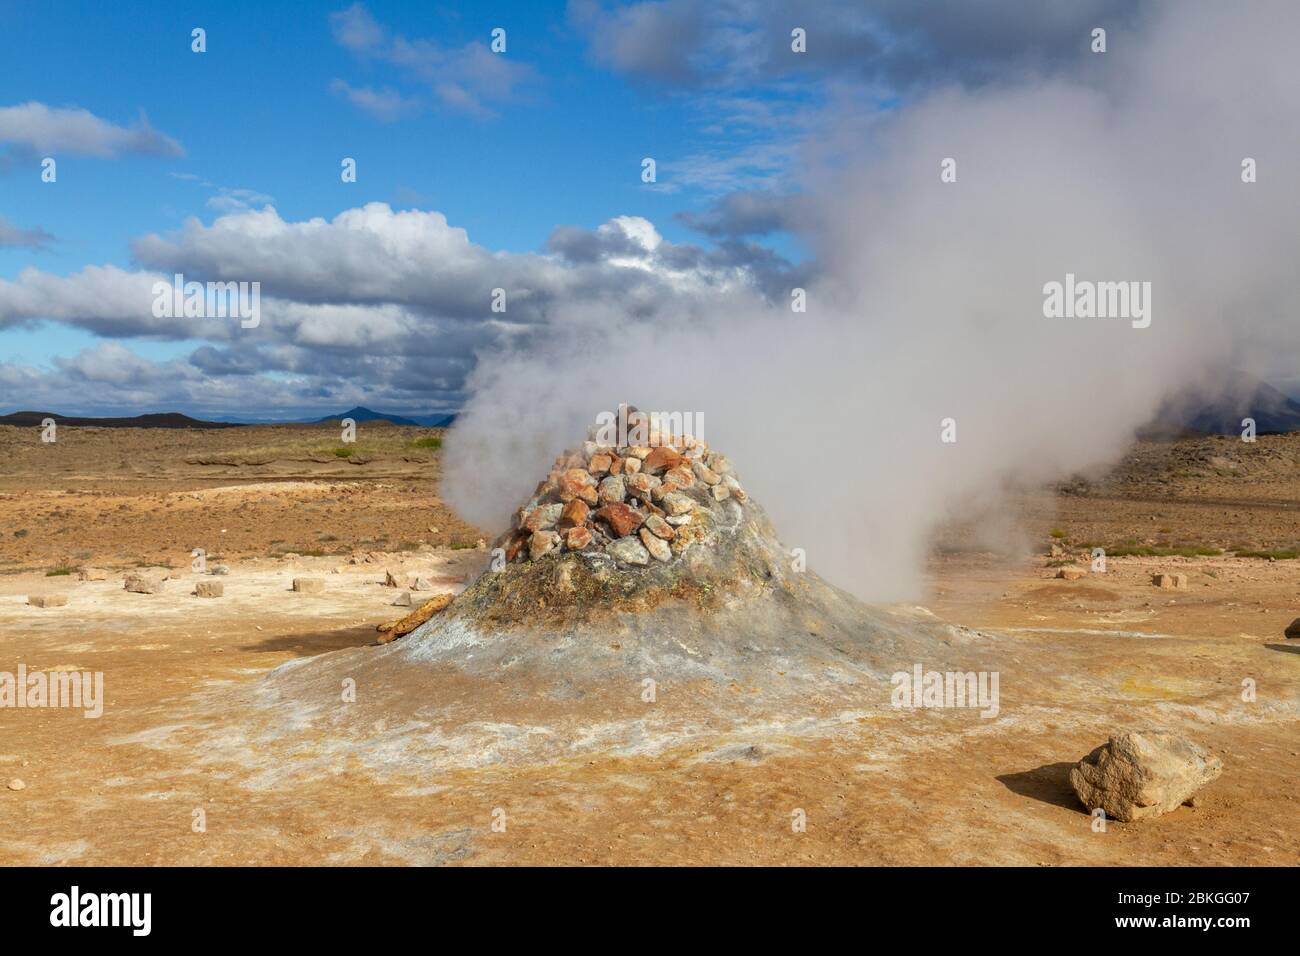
[444,1,1300,600]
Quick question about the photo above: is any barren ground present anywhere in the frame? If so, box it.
[1,424,1297,865]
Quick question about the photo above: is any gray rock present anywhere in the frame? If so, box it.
[1069,731,1223,822]
[661,491,695,516]
[639,528,672,562]
[209,564,231,576]
[692,461,721,486]
[597,475,626,505]
[607,536,650,566]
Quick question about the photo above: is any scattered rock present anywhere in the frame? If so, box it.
[410,576,435,591]
[588,453,613,475]
[210,564,231,576]
[607,536,650,566]
[77,568,108,581]
[7,779,24,792]
[124,571,166,594]
[28,594,68,608]
[1069,731,1223,822]
[1056,566,1087,581]
[693,461,721,486]
[195,581,224,598]
[292,578,326,594]
[1152,573,1188,590]
[393,592,414,607]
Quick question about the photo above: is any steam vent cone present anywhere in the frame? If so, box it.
[200,408,977,781]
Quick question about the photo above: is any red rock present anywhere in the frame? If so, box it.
[595,502,645,538]
[588,454,613,476]
[564,526,593,551]
[609,456,625,475]
[643,446,682,474]
[559,499,590,529]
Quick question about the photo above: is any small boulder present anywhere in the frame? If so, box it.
[1283,617,1300,639]
[210,564,231,576]
[1152,573,1188,590]
[77,568,108,581]
[559,499,590,529]
[1069,731,1223,822]
[392,592,414,607]
[28,594,68,608]
[410,576,435,591]
[124,571,166,594]
[292,578,326,594]
[195,581,224,598]
[1056,566,1087,581]
[643,514,676,540]
[643,446,683,475]
[7,779,24,792]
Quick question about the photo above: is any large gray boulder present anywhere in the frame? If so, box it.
[1070,731,1222,822]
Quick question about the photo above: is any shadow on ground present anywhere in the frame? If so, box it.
[996,761,1086,814]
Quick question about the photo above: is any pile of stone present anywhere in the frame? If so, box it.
[496,409,747,569]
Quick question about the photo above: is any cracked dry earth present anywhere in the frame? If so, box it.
[1,432,1298,866]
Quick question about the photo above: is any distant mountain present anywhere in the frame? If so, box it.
[0,410,240,429]
[410,413,457,428]
[1151,371,1300,436]
[311,406,424,427]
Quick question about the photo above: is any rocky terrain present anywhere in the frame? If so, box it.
[0,422,1297,865]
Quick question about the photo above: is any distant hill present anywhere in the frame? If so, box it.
[1,407,458,428]
[0,410,240,429]
[1150,371,1300,436]
[310,406,424,427]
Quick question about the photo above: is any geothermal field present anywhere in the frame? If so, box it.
[1,416,1296,867]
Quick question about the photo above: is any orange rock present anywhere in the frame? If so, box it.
[558,468,597,503]
[560,499,590,529]
[564,526,593,551]
[595,502,645,538]
[643,446,682,474]
[588,454,613,475]
[609,456,625,475]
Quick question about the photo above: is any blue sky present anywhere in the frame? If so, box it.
[7,0,1228,418]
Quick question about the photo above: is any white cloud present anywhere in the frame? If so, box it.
[0,102,183,158]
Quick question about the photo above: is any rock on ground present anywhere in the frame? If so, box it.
[1069,730,1223,822]
[28,594,68,608]
[292,578,326,594]
[195,581,224,598]
[1152,573,1188,590]
[1056,566,1087,581]
[124,571,167,594]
